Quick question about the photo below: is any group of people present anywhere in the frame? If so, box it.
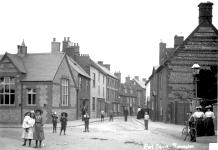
[188,105,216,142]
[51,112,68,135]
[21,109,44,148]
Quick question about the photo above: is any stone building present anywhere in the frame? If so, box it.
[0,39,78,123]
[62,38,91,119]
[62,37,107,118]
[148,2,218,124]
[131,76,146,108]
[97,62,120,116]
[119,76,138,116]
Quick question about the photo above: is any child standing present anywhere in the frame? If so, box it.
[83,112,90,132]
[51,112,58,133]
[60,112,68,135]
[144,112,149,130]
[21,111,35,147]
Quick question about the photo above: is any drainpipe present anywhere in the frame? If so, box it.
[76,89,79,120]
[20,83,23,124]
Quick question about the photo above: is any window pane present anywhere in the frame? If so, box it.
[0,95,4,104]
[10,94,15,104]
[28,94,31,104]
[32,94,36,104]
[5,94,9,104]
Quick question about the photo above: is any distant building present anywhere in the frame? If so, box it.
[131,76,146,108]
[148,2,218,124]
[0,39,78,123]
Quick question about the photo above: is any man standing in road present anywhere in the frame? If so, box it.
[84,111,90,132]
[124,108,128,122]
[101,110,105,122]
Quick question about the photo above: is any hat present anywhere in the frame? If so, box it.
[34,108,43,114]
[30,110,35,113]
[205,105,212,109]
[196,106,202,109]
[24,111,31,116]
[61,112,68,117]
[54,112,57,115]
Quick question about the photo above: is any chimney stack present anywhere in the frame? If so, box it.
[159,42,166,65]
[125,76,130,83]
[104,64,110,70]
[51,38,60,53]
[198,2,213,24]
[114,71,121,81]
[174,35,184,48]
[17,40,27,57]
[134,76,139,80]
[98,61,104,66]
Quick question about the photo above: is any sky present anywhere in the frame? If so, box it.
[0,0,217,82]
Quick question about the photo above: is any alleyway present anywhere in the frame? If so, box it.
[0,117,216,150]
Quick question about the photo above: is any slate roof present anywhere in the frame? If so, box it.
[95,63,118,79]
[21,53,65,81]
[67,56,90,79]
[132,78,145,89]
[7,53,27,73]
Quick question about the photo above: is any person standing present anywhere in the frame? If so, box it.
[51,112,58,133]
[101,110,105,122]
[83,111,90,132]
[60,112,68,135]
[144,112,149,130]
[204,105,215,136]
[109,111,114,122]
[124,108,128,122]
[21,111,35,147]
[33,109,44,148]
[192,106,205,137]
[188,113,196,142]
[81,106,87,121]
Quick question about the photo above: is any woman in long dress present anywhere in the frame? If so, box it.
[33,109,44,148]
[204,105,215,136]
[21,111,35,146]
[192,106,205,137]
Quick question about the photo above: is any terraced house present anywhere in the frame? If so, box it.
[97,62,120,116]
[0,39,79,123]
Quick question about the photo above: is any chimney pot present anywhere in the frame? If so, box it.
[64,37,66,41]
[53,38,56,42]
[67,37,70,41]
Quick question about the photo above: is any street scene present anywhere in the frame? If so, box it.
[0,117,216,150]
[0,0,218,150]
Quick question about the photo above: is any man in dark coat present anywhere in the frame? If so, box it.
[83,112,90,132]
[124,108,128,122]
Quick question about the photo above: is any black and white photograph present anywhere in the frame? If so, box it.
[0,0,217,150]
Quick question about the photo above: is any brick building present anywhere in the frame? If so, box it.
[61,37,91,119]
[148,2,218,124]
[97,62,120,116]
[119,76,138,116]
[0,40,79,123]
[62,37,107,118]
[131,76,146,108]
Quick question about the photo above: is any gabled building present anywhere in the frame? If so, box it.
[62,38,107,118]
[97,61,120,116]
[119,76,138,116]
[0,39,78,123]
[131,76,146,108]
[148,2,218,124]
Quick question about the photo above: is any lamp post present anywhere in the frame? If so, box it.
[191,64,201,111]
